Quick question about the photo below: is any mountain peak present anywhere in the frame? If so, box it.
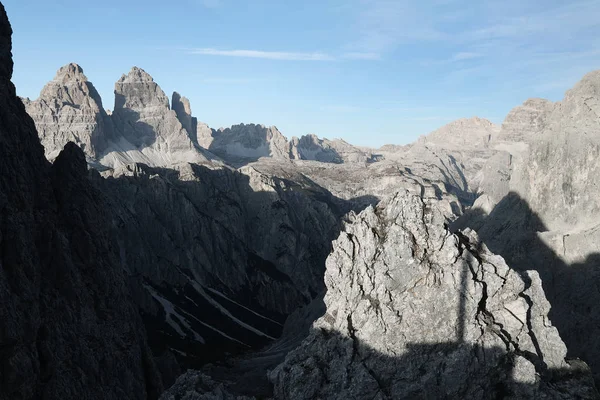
[566,69,600,99]
[118,66,155,83]
[53,63,86,82]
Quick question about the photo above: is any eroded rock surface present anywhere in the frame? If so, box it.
[455,70,600,385]
[270,191,597,399]
[22,63,113,160]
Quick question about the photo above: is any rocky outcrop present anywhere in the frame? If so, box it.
[456,70,600,385]
[104,67,214,168]
[476,98,552,205]
[510,71,600,232]
[418,116,499,150]
[22,63,113,160]
[172,91,198,145]
[0,5,162,399]
[269,190,598,399]
[289,134,374,164]
[497,98,552,143]
[206,123,291,163]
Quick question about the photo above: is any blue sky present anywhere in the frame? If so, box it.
[4,0,600,147]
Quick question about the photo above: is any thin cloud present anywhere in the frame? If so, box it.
[343,52,382,60]
[451,52,482,61]
[188,48,334,61]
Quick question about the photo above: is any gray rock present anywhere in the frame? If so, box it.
[24,64,221,169]
[93,159,346,368]
[22,63,114,160]
[270,190,598,399]
[106,67,214,168]
[172,91,198,145]
[207,123,291,162]
[455,70,600,386]
[0,5,162,399]
[289,134,373,164]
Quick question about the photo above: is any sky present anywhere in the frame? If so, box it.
[4,0,600,147]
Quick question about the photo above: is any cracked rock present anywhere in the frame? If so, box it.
[269,190,598,399]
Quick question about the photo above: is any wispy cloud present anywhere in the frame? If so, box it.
[186,48,382,61]
[451,52,482,61]
[188,48,334,61]
[343,52,382,60]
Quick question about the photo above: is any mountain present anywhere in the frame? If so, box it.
[167,189,598,399]
[7,0,600,396]
[206,123,291,162]
[289,134,377,163]
[269,191,597,399]
[455,69,600,384]
[378,117,501,197]
[24,64,219,170]
[95,161,346,369]
[0,6,163,399]
[21,63,114,161]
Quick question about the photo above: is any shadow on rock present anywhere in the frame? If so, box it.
[452,191,600,385]
[163,328,598,399]
[90,160,373,386]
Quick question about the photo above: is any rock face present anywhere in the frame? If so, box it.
[22,63,113,160]
[497,98,552,143]
[289,134,374,163]
[269,190,598,399]
[172,91,198,145]
[510,71,600,232]
[0,5,162,399]
[94,160,346,369]
[24,64,218,170]
[418,116,499,150]
[414,117,500,193]
[207,123,292,162]
[104,67,213,167]
[476,98,553,205]
[456,70,600,385]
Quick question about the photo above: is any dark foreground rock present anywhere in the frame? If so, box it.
[0,4,162,399]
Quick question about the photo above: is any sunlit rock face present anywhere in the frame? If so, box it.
[21,63,114,161]
[25,64,219,169]
[270,191,597,399]
[172,91,197,144]
[454,70,600,386]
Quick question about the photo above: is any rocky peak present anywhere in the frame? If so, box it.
[567,69,600,99]
[498,98,552,143]
[269,190,598,398]
[23,62,113,160]
[118,65,156,83]
[172,91,198,144]
[209,123,291,160]
[290,134,372,163]
[419,116,499,149]
[114,66,170,111]
[49,62,85,81]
